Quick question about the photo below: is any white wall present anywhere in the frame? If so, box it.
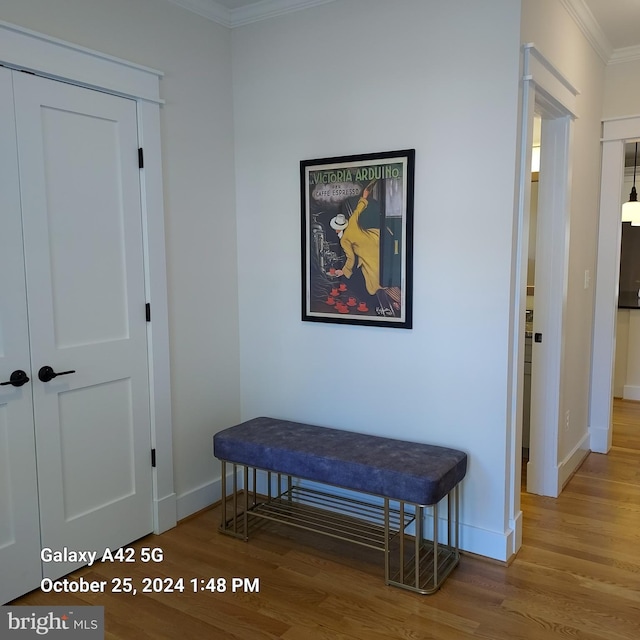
[0,0,241,517]
[604,58,640,120]
[521,0,605,470]
[233,0,522,560]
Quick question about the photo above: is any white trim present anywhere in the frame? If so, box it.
[229,0,338,27]
[155,493,179,533]
[560,0,612,65]
[176,480,219,521]
[508,510,523,559]
[525,114,574,499]
[167,0,337,27]
[176,468,243,521]
[622,385,640,401]
[600,116,640,142]
[137,100,177,533]
[507,46,536,563]
[590,123,632,456]
[512,44,578,527]
[558,433,590,489]
[168,0,233,27]
[0,21,163,104]
[602,114,640,126]
[522,43,580,117]
[560,0,640,66]
[460,523,516,563]
[0,21,176,535]
[609,45,640,65]
[589,424,611,454]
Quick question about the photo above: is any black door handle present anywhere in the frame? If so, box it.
[0,369,30,387]
[38,366,76,383]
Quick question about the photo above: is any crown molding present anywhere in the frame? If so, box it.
[168,0,233,26]
[560,0,640,66]
[170,0,640,64]
[228,0,337,27]
[609,44,640,66]
[560,0,612,64]
[167,0,337,28]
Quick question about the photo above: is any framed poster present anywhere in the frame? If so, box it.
[301,149,415,328]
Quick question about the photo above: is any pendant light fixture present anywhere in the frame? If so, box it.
[622,142,640,224]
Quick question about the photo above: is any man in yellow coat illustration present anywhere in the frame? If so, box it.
[331,185,381,295]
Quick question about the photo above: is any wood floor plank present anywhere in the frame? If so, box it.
[10,399,640,639]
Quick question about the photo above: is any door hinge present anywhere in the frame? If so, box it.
[138,147,144,169]
[146,303,151,322]
[151,449,156,468]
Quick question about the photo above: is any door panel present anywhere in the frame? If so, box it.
[0,67,42,604]
[58,379,136,520]
[12,72,153,580]
[39,104,130,348]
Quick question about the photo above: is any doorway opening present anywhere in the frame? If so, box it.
[612,141,640,403]
[525,110,573,498]
[591,117,640,456]
[508,44,579,559]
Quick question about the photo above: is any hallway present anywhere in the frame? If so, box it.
[10,400,640,639]
[511,398,640,639]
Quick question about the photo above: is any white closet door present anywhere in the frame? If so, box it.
[0,68,42,605]
[13,72,153,580]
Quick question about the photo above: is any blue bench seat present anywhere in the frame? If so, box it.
[214,416,467,506]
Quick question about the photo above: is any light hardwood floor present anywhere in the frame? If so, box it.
[11,400,640,639]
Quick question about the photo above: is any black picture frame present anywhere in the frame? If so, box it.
[301,149,415,328]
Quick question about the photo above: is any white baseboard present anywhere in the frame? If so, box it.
[459,521,517,562]
[558,433,590,489]
[175,469,242,521]
[154,493,177,534]
[589,423,612,453]
[176,479,219,521]
[508,510,523,559]
[623,384,640,401]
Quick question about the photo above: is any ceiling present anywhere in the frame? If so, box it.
[583,0,640,50]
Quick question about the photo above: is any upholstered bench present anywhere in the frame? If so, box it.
[213,417,467,594]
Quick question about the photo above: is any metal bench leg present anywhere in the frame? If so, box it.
[232,463,238,535]
[399,501,405,584]
[221,460,227,530]
[433,502,439,589]
[384,498,390,585]
[244,465,249,538]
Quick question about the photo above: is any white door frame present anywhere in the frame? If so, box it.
[508,44,578,556]
[590,116,640,454]
[0,20,176,534]
[527,112,573,497]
